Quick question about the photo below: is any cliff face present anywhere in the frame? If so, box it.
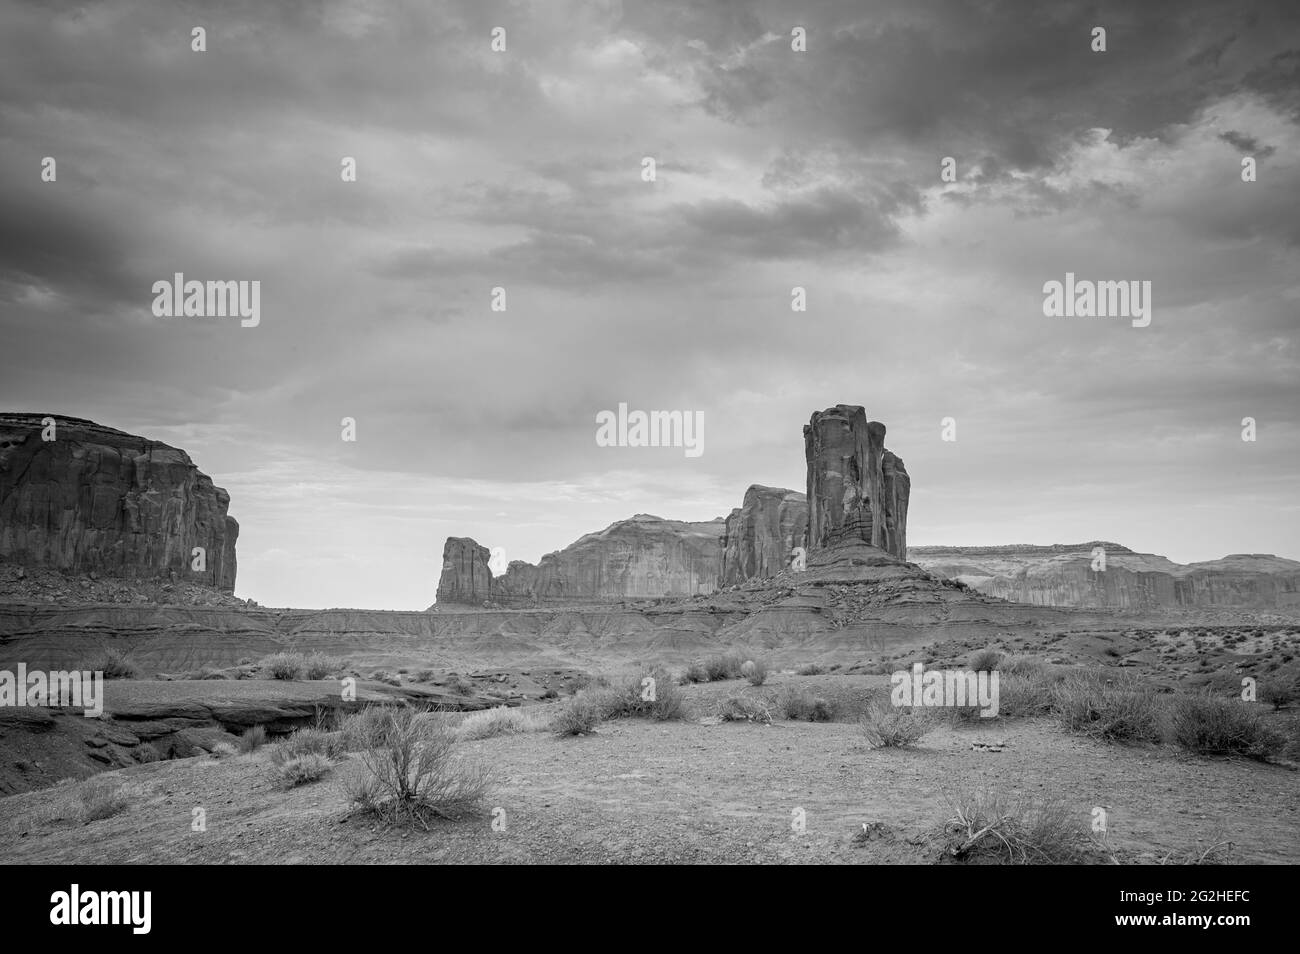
[803,405,909,561]
[908,543,1300,610]
[719,485,808,587]
[435,537,494,605]
[0,414,238,592]
[435,515,726,605]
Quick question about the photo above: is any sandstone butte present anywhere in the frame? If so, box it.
[0,413,238,593]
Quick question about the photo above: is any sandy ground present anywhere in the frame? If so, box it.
[2,676,1296,865]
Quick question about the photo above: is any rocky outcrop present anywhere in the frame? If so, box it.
[436,537,494,605]
[803,406,909,560]
[909,543,1300,610]
[0,414,238,592]
[496,514,726,603]
[719,486,807,586]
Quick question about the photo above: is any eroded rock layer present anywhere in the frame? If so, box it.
[719,485,808,586]
[0,414,237,592]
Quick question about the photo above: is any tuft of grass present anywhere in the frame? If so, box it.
[860,700,932,748]
[1051,671,1164,743]
[744,658,770,686]
[344,707,493,827]
[718,695,772,723]
[303,652,341,680]
[78,779,131,823]
[273,726,347,763]
[968,648,1003,672]
[237,725,267,753]
[84,647,140,680]
[704,653,746,682]
[444,674,474,695]
[780,687,833,722]
[1259,678,1295,711]
[1169,693,1285,760]
[679,663,710,684]
[551,696,601,736]
[274,753,332,787]
[455,706,547,741]
[212,742,239,759]
[944,790,1093,864]
[260,651,304,680]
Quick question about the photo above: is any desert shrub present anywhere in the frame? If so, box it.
[212,742,240,759]
[303,653,341,680]
[780,687,833,722]
[745,658,770,687]
[551,696,601,736]
[1000,656,1051,679]
[444,674,474,695]
[261,651,304,680]
[133,742,161,763]
[455,706,547,741]
[371,670,402,686]
[944,790,1092,864]
[345,707,493,826]
[238,725,267,754]
[1169,693,1285,759]
[704,653,746,682]
[968,648,1003,672]
[273,726,347,763]
[1051,671,1164,743]
[274,753,332,787]
[79,780,130,823]
[1259,678,1296,711]
[718,695,772,723]
[996,673,1054,718]
[414,669,436,683]
[680,663,710,684]
[85,647,139,680]
[795,663,826,676]
[860,701,931,748]
[613,669,689,721]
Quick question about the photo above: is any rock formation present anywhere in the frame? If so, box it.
[719,485,808,586]
[436,537,494,605]
[436,515,726,605]
[803,405,909,560]
[909,543,1300,610]
[0,414,238,592]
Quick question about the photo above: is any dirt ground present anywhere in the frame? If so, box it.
[2,675,1295,865]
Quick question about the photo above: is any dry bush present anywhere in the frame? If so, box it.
[1051,671,1164,743]
[303,653,342,680]
[212,742,239,759]
[78,779,132,823]
[344,707,493,827]
[274,753,332,787]
[84,647,139,680]
[1259,678,1296,711]
[944,790,1093,864]
[679,663,710,684]
[996,672,1054,718]
[860,700,932,748]
[795,663,826,676]
[237,725,267,753]
[455,706,547,741]
[371,670,402,686]
[260,652,304,680]
[615,669,689,721]
[704,653,746,682]
[273,726,347,763]
[968,648,1003,672]
[1170,693,1285,759]
[780,687,833,722]
[443,674,474,695]
[718,695,772,723]
[745,658,770,686]
[414,668,436,683]
[551,696,601,736]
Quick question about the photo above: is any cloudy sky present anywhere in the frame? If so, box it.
[1,0,1297,609]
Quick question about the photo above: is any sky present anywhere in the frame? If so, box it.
[1,0,1297,609]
